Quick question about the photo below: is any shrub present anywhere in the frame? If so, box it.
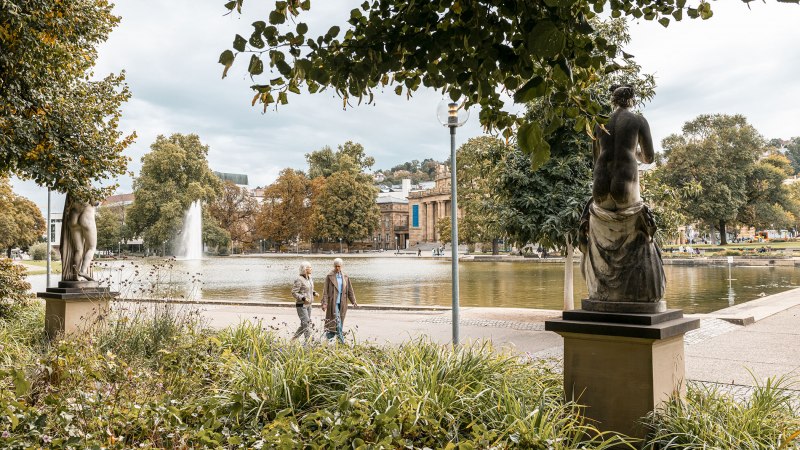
[28,242,59,261]
[0,258,32,317]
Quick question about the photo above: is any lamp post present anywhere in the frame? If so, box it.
[46,188,51,288]
[339,238,343,254]
[437,100,469,345]
[395,235,398,254]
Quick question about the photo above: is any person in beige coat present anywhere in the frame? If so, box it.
[291,261,318,342]
[321,258,358,343]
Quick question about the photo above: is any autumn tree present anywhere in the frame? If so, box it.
[1,0,134,200]
[313,171,380,247]
[127,134,222,252]
[207,181,259,252]
[255,168,312,250]
[456,136,508,254]
[779,137,800,174]
[659,114,764,245]
[217,1,789,168]
[0,178,46,257]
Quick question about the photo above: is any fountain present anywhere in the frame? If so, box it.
[178,200,203,260]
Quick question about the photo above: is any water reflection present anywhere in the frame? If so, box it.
[26,257,799,314]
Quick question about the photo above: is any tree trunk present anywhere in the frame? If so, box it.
[492,238,499,255]
[719,220,728,245]
[564,241,575,310]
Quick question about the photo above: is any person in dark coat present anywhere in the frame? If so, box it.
[321,258,358,343]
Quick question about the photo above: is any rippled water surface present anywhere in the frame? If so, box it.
[28,256,800,313]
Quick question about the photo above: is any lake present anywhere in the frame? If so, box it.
[27,256,800,314]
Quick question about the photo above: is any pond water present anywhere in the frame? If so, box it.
[27,256,800,314]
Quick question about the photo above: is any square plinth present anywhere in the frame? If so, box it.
[38,287,117,339]
[545,310,699,442]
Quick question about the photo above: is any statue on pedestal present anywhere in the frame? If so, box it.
[579,85,666,312]
[60,193,98,282]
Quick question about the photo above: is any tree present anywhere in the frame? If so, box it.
[640,167,701,245]
[660,114,764,245]
[456,136,508,254]
[255,168,313,250]
[313,171,380,246]
[126,134,223,252]
[219,0,780,167]
[738,153,799,230]
[436,217,451,245]
[95,206,124,252]
[494,17,654,310]
[779,137,800,174]
[1,0,135,201]
[306,141,375,179]
[207,181,259,252]
[0,178,46,257]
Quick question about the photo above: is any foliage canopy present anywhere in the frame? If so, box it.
[0,0,135,200]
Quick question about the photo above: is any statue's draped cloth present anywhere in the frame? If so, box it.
[580,201,665,303]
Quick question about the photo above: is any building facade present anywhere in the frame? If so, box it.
[407,165,462,245]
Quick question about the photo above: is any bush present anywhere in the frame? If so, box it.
[0,258,32,317]
[28,242,59,261]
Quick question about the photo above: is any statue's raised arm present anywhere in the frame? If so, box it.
[580,85,666,313]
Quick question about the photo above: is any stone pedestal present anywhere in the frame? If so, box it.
[37,282,118,339]
[545,308,699,442]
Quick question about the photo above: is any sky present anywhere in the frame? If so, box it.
[11,0,800,215]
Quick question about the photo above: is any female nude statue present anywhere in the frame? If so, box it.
[579,85,665,308]
[60,194,98,282]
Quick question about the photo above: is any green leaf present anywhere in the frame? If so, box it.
[327,26,341,39]
[248,55,264,75]
[233,34,247,52]
[527,21,565,59]
[297,22,308,35]
[658,17,670,27]
[530,140,551,171]
[11,369,31,397]
[218,50,235,78]
[269,10,285,24]
[513,76,546,103]
[224,1,236,10]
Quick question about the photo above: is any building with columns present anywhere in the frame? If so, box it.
[407,165,462,245]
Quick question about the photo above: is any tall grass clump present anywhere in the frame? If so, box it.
[211,323,632,448]
[644,378,800,449]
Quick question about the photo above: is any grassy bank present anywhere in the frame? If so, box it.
[0,301,798,449]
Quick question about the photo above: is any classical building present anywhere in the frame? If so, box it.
[408,165,462,245]
[373,179,411,250]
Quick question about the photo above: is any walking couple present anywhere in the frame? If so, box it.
[291,258,359,344]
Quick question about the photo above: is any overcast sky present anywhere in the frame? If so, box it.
[12,0,800,214]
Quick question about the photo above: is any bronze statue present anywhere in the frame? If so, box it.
[60,194,98,282]
[579,85,665,310]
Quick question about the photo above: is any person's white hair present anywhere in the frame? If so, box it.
[333,257,343,267]
[298,261,312,275]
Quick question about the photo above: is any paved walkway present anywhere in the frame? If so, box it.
[142,293,800,393]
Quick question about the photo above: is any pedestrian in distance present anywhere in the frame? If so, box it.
[321,258,358,343]
[291,261,318,343]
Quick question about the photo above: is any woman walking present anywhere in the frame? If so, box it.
[291,261,317,342]
[321,258,358,343]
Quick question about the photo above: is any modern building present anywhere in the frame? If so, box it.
[407,165,462,245]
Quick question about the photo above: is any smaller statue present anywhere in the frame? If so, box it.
[60,194,98,282]
[579,85,665,306]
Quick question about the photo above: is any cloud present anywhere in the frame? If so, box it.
[13,0,800,215]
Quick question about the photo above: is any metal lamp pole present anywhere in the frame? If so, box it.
[46,189,51,288]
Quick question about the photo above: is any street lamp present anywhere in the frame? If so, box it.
[46,188,51,288]
[339,238,343,254]
[437,99,469,345]
[395,235,398,254]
